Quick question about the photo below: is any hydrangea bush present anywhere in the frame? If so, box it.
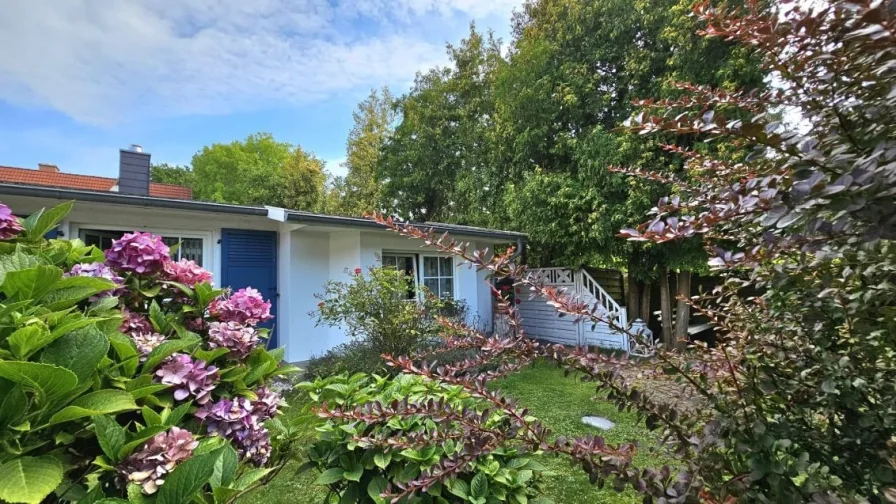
[0,201,298,504]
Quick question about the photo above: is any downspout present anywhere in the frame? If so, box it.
[512,236,527,266]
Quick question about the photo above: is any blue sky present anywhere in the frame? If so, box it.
[0,0,519,178]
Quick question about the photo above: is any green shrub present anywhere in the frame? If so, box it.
[311,267,451,373]
[300,373,546,504]
[0,201,299,504]
[303,342,388,379]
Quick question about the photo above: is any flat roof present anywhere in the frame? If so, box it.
[0,183,526,241]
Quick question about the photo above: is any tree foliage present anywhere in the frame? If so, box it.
[150,163,195,188]
[330,88,396,217]
[191,133,326,211]
[315,2,896,502]
[378,26,504,224]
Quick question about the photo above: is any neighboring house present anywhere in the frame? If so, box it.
[0,148,192,200]
[0,146,525,362]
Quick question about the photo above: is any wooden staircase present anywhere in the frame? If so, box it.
[513,268,632,351]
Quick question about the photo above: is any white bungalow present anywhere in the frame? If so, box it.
[0,146,527,362]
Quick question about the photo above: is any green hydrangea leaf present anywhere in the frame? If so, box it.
[0,456,64,504]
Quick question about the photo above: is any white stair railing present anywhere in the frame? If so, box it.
[525,267,632,352]
[578,269,628,327]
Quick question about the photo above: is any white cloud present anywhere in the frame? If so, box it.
[0,0,520,125]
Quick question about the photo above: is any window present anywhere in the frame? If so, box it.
[79,229,205,266]
[422,256,454,299]
[381,254,417,300]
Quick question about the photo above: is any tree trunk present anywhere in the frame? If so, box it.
[659,267,674,347]
[626,273,640,321]
[674,270,692,350]
[639,281,652,323]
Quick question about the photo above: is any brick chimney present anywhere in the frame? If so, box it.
[38,163,59,172]
[118,144,151,196]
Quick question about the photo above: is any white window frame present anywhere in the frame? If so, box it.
[420,254,456,300]
[380,251,458,301]
[381,252,420,300]
[72,224,213,268]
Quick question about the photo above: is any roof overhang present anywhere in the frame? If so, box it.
[0,183,527,243]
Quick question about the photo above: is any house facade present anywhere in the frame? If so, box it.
[0,147,525,362]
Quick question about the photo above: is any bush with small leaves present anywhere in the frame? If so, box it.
[301,373,548,504]
[311,267,452,375]
[0,201,299,504]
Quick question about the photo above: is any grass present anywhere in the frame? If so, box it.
[243,362,661,503]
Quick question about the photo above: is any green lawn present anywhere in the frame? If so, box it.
[244,362,660,503]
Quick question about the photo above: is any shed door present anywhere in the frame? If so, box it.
[221,229,278,348]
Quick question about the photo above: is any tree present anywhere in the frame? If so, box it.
[191,133,326,211]
[281,146,326,212]
[150,163,194,188]
[334,87,396,216]
[378,26,504,224]
[494,0,764,336]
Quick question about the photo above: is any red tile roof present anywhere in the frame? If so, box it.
[0,165,192,200]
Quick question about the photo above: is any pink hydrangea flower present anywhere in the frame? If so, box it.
[121,308,153,335]
[131,332,167,360]
[163,258,213,287]
[66,262,125,297]
[116,426,198,494]
[207,321,260,359]
[209,288,273,326]
[155,354,219,405]
[0,203,24,240]
[105,231,171,274]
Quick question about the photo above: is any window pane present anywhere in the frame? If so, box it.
[439,278,454,299]
[424,278,439,295]
[162,237,181,260]
[181,238,204,266]
[423,257,439,277]
[439,257,453,276]
[382,255,397,268]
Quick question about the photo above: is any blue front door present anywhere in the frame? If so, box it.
[221,229,278,348]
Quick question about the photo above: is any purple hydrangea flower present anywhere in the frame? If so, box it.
[241,427,272,466]
[105,231,171,275]
[116,426,198,494]
[131,332,167,360]
[66,262,125,297]
[121,308,153,335]
[207,321,260,359]
[252,387,282,422]
[0,203,24,240]
[209,288,273,326]
[155,354,219,405]
[164,258,213,287]
[194,388,279,466]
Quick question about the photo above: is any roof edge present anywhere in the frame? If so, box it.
[0,183,527,241]
[285,210,527,241]
[0,183,267,216]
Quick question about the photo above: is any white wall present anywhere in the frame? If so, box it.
[326,231,362,348]
[284,229,331,362]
